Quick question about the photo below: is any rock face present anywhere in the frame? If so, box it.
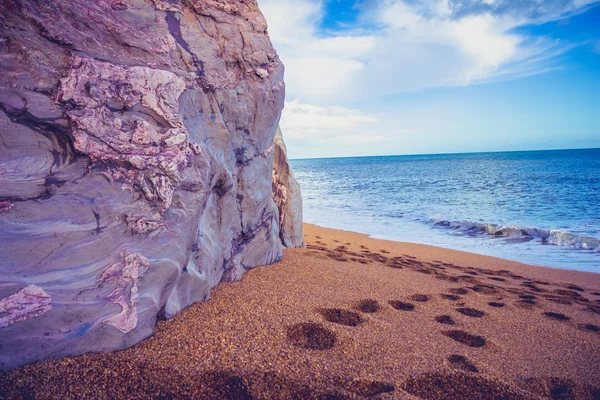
[0,0,301,371]
[272,127,305,248]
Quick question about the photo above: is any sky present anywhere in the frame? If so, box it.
[256,0,600,159]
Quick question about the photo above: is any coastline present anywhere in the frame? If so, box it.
[303,223,600,284]
[2,223,599,399]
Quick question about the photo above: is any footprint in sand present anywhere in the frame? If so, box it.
[337,378,395,397]
[563,284,585,292]
[411,294,430,302]
[456,308,486,318]
[488,302,505,308]
[518,376,600,400]
[287,323,337,350]
[519,294,536,300]
[515,299,537,308]
[448,355,479,373]
[584,306,600,315]
[543,312,570,321]
[578,323,599,333]
[470,284,501,295]
[435,315,456,325]
[200,371,253,399]
[441,294,462,301]
[402,373,532,400]
[319,308,364,327]
[553,289,581,299]
[443,330,486,347]
[388,300,415,311]
[354,299,380,313]
[449,288,470,295]
[543,295,573,305]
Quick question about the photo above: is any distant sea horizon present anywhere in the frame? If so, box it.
[290,147,600,272]
[290,146,600,161]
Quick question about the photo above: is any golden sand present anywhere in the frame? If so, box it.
[1,223,599,399]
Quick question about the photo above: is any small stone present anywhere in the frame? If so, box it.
[255,68,269,78]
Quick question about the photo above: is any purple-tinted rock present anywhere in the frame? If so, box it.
[0,0,302,370]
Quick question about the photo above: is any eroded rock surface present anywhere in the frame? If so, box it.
[0,0,300,370]
[272,126,305,248]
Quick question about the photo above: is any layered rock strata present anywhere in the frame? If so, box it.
[0,0,301,371]
[272,127,305,248]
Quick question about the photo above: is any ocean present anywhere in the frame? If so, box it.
[290,148,600,273]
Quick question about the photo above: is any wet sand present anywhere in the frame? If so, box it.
[1,223,600,399]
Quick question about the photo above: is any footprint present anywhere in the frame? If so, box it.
[563,284,585,292]
[457,308,486,318]
[487,302,505,308]
[578,323,599,333]
[354,299,380,314]
[402,373,530,400]
[319,308,364,327]
[338,379,395,397]
[448,355,479,373]
[522,282,547,293]
[443,330,486,347]
[470,284,500,295]
[543,312,570,321]
[553,289,581,298]
[441,294,462,301]
[518,377,600,400]
[515,299,537,308]
[519,295,536,300]
[449,288,470,295]
[584,306,600,315]
[435,315,456,325]
[411,294,430,302]
[543,296,573,305]
[287,323,336,350]
[200,371,252,399]
[388,300,415,311]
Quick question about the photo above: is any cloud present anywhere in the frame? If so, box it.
[280,100,380,142]
[257,0,600,158]
[258,0,598,102]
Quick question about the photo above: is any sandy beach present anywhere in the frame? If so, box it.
[1,223,599,399]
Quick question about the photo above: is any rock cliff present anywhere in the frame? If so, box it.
[0,0,302,371]
[272,126,305,248]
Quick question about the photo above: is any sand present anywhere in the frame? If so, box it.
[1,223,599,399]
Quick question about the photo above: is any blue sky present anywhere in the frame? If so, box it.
[257,0,600,159]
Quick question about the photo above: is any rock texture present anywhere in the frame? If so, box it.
[0,0,302,371]
[272,126,305,248]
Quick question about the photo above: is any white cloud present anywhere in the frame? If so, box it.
[280,100,379,140]
[257,0,599,157]
[278,100,422,158]
[258,0,595,101]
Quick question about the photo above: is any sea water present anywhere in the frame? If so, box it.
[290,148,600,272]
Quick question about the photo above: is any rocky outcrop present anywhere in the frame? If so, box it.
[272,126,305,248]
[0,0,300,371]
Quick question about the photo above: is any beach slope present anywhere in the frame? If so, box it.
[1,223,599,399]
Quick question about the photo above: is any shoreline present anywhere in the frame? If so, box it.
[304,223,600,284]
[2,223,599,399]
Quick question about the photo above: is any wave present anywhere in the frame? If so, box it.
[430,219,600,252]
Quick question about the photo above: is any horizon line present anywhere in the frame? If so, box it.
[289,146,600,161]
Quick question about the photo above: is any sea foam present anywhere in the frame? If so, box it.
[432,219,600,252]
